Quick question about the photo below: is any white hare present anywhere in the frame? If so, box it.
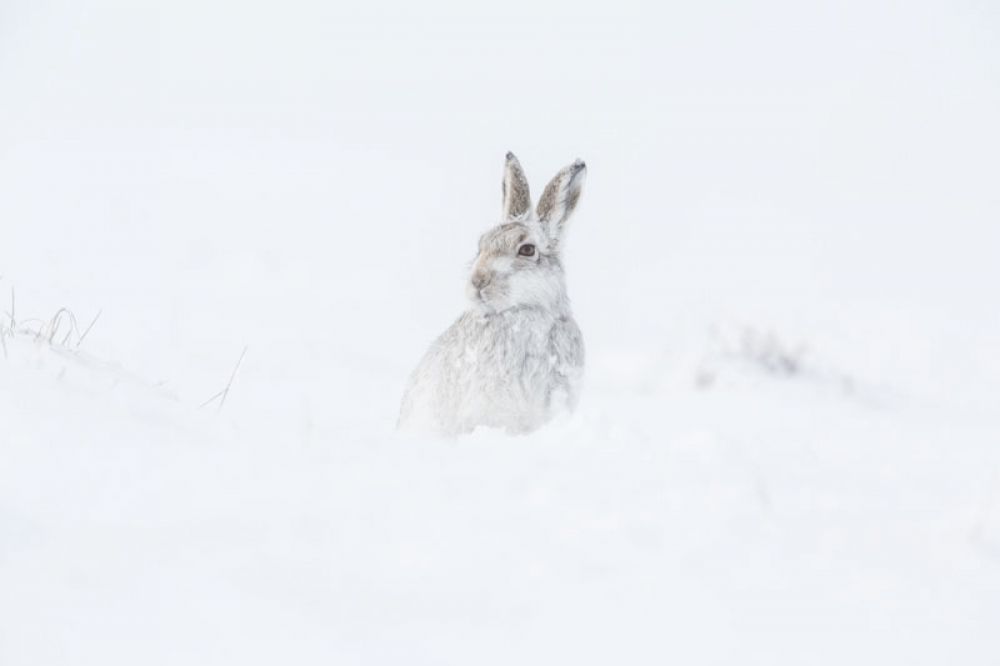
[399,152,587,435]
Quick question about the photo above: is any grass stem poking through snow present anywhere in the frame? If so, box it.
[199,346,248,412]
[45,308,79,346]
[77,310,102,348]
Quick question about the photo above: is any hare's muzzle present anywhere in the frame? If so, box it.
[467,269,493,306]
[470,271,489,291]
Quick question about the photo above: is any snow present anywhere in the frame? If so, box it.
[2,0,1000,663]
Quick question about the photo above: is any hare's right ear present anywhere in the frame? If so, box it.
[501,152,532,221]
[537,159,586,245]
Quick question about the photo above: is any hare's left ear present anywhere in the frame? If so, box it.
[502,152,532,221]
[537,159,586,245]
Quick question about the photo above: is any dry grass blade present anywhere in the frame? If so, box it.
[41,308,79,346]
[200,346,249,412]
[199,390,225,409]
[77,310,102,348]
[50,309,74,344]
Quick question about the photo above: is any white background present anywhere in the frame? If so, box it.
[2,0,999,663]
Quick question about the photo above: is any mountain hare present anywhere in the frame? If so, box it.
[399,152,586,435]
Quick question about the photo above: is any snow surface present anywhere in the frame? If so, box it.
[2,0,1000,663]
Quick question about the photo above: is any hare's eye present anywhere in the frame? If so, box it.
[518,244,536,257]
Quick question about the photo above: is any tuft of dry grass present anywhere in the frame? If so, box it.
[2,279,248,413]
[0,280,103,354]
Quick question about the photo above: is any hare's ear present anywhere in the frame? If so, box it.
[536,159,586,244]
[502,152,532,221]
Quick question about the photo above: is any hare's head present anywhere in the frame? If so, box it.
[467,152,586,313]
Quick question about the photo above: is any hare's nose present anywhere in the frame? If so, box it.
[471,272,489,290]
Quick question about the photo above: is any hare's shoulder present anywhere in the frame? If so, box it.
[548,314,584,369]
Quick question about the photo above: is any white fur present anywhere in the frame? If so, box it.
[399,154,587,436]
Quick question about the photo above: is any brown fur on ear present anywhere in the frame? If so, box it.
[537,159,586,244]
[502,152,532,220]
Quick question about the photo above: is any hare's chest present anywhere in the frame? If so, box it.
[464,317,553,376]
[419,310,582,434]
